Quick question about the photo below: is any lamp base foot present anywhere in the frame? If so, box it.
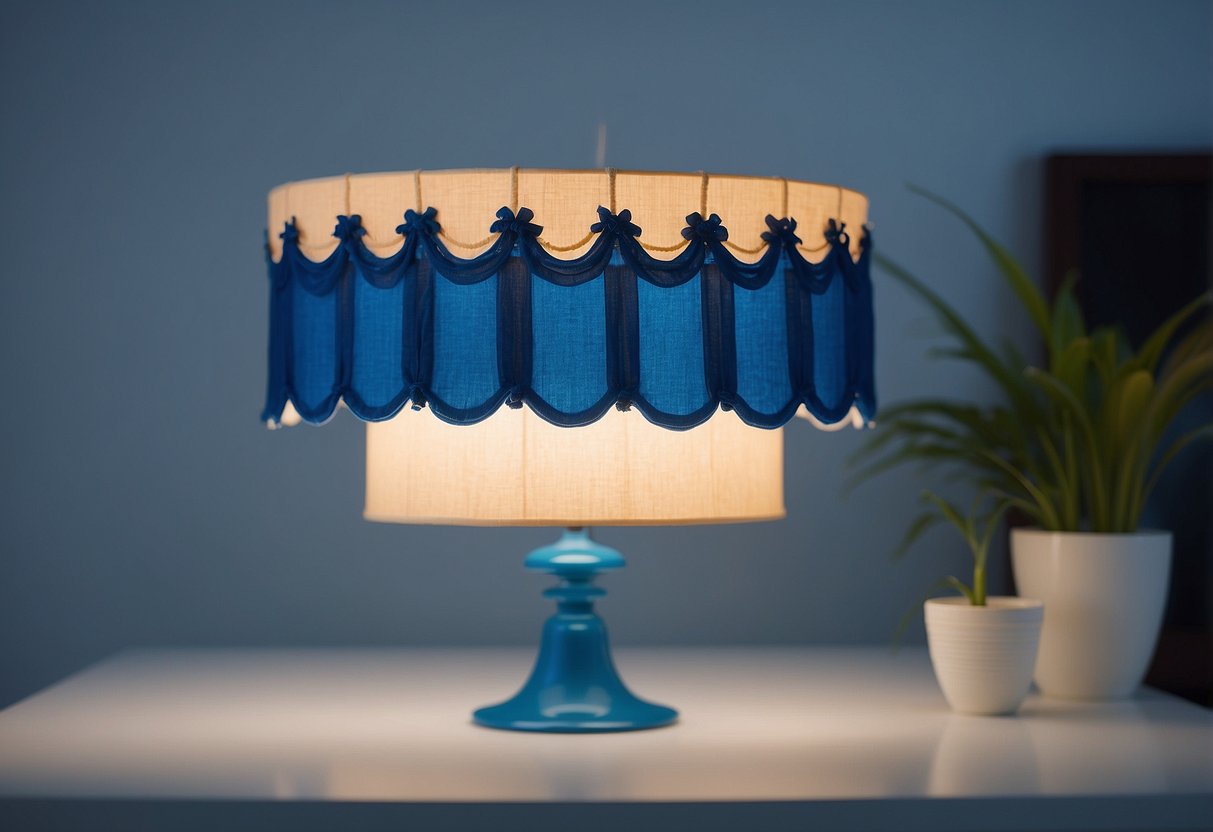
[472,528,678,733]
[473,696,677,734]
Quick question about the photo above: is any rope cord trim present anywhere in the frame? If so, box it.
[288,217,840,255]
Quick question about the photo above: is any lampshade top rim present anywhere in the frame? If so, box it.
[269,167,867,202]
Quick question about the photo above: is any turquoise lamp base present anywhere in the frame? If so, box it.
[472,528,678,733]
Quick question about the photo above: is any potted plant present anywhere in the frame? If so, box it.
[855,187,1212,700]
[913,492,1043,715]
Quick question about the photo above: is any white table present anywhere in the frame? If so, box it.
[0,647,1209,831]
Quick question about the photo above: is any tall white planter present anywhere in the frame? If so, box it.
[924,597,1043,715]
[1010,529,1171,700]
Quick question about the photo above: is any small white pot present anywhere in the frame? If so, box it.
[1011,529,1171,700]
[924,596,1044,716]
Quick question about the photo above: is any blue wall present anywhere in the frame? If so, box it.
[1,0,1210,706]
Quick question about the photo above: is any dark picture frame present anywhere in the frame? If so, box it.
[1044,152,1213,707]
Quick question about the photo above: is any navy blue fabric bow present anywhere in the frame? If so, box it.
[396,207,440,237]
[761,215,801,248]
[279,219,299,245]
[590,206,642,238]
[489,206,543,237]
[333,214,366,242]
[681,212,728,243]
[824,218,850,248]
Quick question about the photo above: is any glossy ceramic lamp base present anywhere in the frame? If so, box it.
[472,529,678,733]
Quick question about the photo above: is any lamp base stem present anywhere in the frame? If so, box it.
[472,528,678,733]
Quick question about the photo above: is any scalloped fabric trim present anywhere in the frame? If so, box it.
[262,206,875,430]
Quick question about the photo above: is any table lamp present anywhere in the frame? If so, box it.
[262,168,874,732]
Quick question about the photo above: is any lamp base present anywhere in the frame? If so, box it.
[472,528,678,733]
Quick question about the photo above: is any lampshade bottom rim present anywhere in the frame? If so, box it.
[361,511,787,527]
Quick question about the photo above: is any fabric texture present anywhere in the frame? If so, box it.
[364,406,785,525]
[262,206,875,431]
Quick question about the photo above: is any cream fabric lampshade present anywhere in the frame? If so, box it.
[266,169,870,527]
[364,406,784,526]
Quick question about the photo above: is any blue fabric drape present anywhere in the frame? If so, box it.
[262,207,875,430]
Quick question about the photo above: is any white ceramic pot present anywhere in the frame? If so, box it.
[924,596,1044,716]
[1010,529,1171,700]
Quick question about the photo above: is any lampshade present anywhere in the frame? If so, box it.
[264,168,873,525]
[364,406,784,526]
[263,167,874,731]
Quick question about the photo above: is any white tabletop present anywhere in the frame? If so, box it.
[0,647,1210,829]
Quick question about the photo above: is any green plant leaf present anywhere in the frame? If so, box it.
[1089,327,1122,387]
[1000,337,1031,378]
[1033,423,1072,519]
[922,491,977,554]
[1052,337,1092,396]
[877,401,1025,450]
[1050,270,1086,362]
[1137,292,1211,374]
[920,491,966,530]
[1143,424,1213,505]
[907,184,1052,340]
[1062,412,1080,530]
[975,499,1014,557]
[943,576,977,605]
[1160,318,1213,376]
[983,488,1049,527]
[846,421,1028,495]
[975,446,1062,530]
[1116,370,1154,448]
[875,252,1040,417]
[1025,366,1108,530]
[1147,352,1213,447]
[1108,370,1155,528]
